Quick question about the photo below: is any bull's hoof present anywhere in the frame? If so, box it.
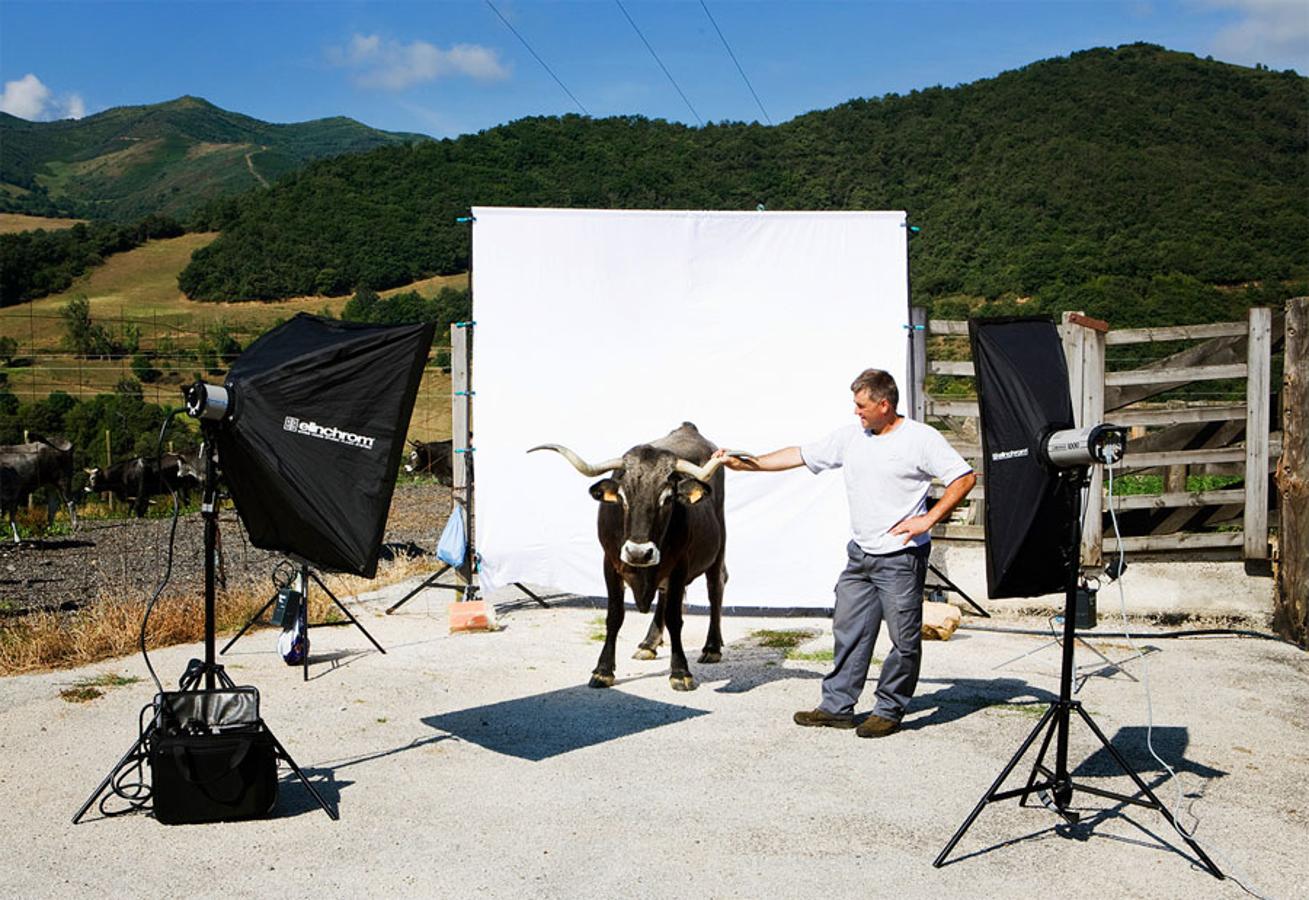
[669,673,696,692]
[698,650,722,664]
[589,673,615,689]
[632,645,658,661]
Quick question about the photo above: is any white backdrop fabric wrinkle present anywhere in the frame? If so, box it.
[471,207,908,608]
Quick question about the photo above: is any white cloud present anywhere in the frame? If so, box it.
[0,73,86,120]
[330,33,510,90]
[1,73,52,119]
[1202,0,1309,70]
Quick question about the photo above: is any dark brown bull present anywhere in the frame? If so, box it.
[405,439,454,485]
[0,435,78,542]
[530,422,728,691]
[85,452,200,517]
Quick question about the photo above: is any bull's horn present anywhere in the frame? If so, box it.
[674,456,729,482]
[528,444,622,477]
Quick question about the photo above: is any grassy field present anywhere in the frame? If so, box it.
[0,213,87,234]
[0,231,465,440]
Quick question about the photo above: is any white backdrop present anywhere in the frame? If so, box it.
[471,207,908,608]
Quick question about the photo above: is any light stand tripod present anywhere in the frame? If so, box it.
[73,431,338,823]
[933,466,1221,878]
[222,562,386,681]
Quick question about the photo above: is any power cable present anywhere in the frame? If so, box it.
[698,0,771,125]
[484,0,590,116]
[614,0,704,126]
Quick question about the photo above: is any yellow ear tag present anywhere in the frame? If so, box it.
[684,485,704,504]
[603,489,620,503]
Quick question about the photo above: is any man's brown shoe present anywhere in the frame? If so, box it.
[856,714,901,738]
[793,708,856,729]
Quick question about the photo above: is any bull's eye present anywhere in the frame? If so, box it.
[658,487,673,505]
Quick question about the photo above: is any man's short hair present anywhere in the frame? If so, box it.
[850,369,899,408]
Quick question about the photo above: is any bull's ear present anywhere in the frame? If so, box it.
[589,478,621,504]
[676,478,712,505]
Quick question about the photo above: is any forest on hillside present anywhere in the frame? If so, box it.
[172,44,1307,322]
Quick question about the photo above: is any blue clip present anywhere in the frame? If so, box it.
[902,323,926,331]
[454,321,476,328]
[455,447,475,454]
[456,215,476,224]
[454,390,476,397]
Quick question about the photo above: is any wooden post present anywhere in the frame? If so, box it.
[909,306,927,421]
[1244,307,1272,562]
[1274,298,1307,647]
[1061,312,1107,566]
[104,428,114,513]
[451,323,473,586]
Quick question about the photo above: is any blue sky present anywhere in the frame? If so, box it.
[2,1,1305,137]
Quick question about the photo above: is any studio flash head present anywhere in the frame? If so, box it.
[184,381,232,423]
[1041,424,1128,468]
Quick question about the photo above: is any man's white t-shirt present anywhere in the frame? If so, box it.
[800,418,972,556]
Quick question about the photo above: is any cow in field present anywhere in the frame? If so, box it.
[85,452,199,517]
[0,436,78,542]
[405,439,454,485]
[530,422,729,691]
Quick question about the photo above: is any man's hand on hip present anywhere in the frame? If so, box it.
[889,514,935,544]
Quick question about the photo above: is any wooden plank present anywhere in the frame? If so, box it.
[1121,447,1247,468]
[930,483,986,500]
[1068,312,1109,333]
[1275,297,1308,646]
[1106,322,1247,345]
[929,360,974,376]
[931,524,984,541]
[1109,404,1246,426]
[1244,307,1272,560]
[1113,532,1244,552]
[1083,319,1106,565]
[1105,363,1247,386]
[928,319,969,336]
[910,306,928,421]
[926,397,979,417]
[451,323,473,582]
[1106,489,1245,511]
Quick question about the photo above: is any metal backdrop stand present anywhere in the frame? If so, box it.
[75,433,337,822]
[222,563,386,681]
[924,561,989,617]
[934,467,1221,878]
[386,314,548,615]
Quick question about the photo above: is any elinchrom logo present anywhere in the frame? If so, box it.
[990,448,1029,462]
[283,416,376,451]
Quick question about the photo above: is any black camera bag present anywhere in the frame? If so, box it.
[149,687,279,825]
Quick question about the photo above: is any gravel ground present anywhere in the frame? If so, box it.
[0,576,1304,899]
[0,482,450,614]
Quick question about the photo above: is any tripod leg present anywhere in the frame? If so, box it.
[927,562,989,617]
[935,703,1058,867]
[992,638,1060,671]
[310,571,386,654]
[1072,705,1223,879]
[385,564,453,614]
[72,731,151,824]
[266,730,338,821]
[220,595,278,655]
[513,582,549,608]
[1017,705,1061,809]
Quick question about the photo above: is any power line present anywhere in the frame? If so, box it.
[485,0,590,116]
[614,0,704,127]
[698,0,771,125]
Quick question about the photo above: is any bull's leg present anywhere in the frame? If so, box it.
[699,558,726,664]
[665,575,695,691]
[132,493,149,518]
[46,493,60,529]
[64,491,78,532]
[8,511,18,543]
[590,564,626,689]
[633,589,666,660]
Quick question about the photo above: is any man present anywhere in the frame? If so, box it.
[715,369,975,738]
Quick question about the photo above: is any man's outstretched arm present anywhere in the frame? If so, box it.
[713,446,805,472]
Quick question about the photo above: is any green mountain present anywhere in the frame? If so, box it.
[0,96,428,221]
[180,44,1305,314]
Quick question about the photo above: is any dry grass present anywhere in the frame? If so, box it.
[0,213,87,234]
[0,552,438,676]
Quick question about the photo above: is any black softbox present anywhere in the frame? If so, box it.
[216,314,434,577]
[969,316,1077,598]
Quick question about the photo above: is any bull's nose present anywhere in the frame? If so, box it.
[621,541,660,567]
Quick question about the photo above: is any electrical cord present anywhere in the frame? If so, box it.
[1104,462,1272,898]
[97,702,156,818]
[139,408,185,696]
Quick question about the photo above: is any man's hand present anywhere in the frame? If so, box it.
[889,514,935,545]
[712,448,759,471]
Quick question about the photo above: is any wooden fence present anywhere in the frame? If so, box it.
[915,306,1285,567]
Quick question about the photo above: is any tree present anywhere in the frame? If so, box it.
[60,297,116,358]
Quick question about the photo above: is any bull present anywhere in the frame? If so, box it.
[0,435,78,542]
[85,452,199,516]
[405,439,454,485]
[530,422,729,691]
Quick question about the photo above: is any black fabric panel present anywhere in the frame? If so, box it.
[216,314,434,577]
[969,317,1076,598]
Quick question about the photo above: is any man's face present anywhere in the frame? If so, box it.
[854,390,895,432]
